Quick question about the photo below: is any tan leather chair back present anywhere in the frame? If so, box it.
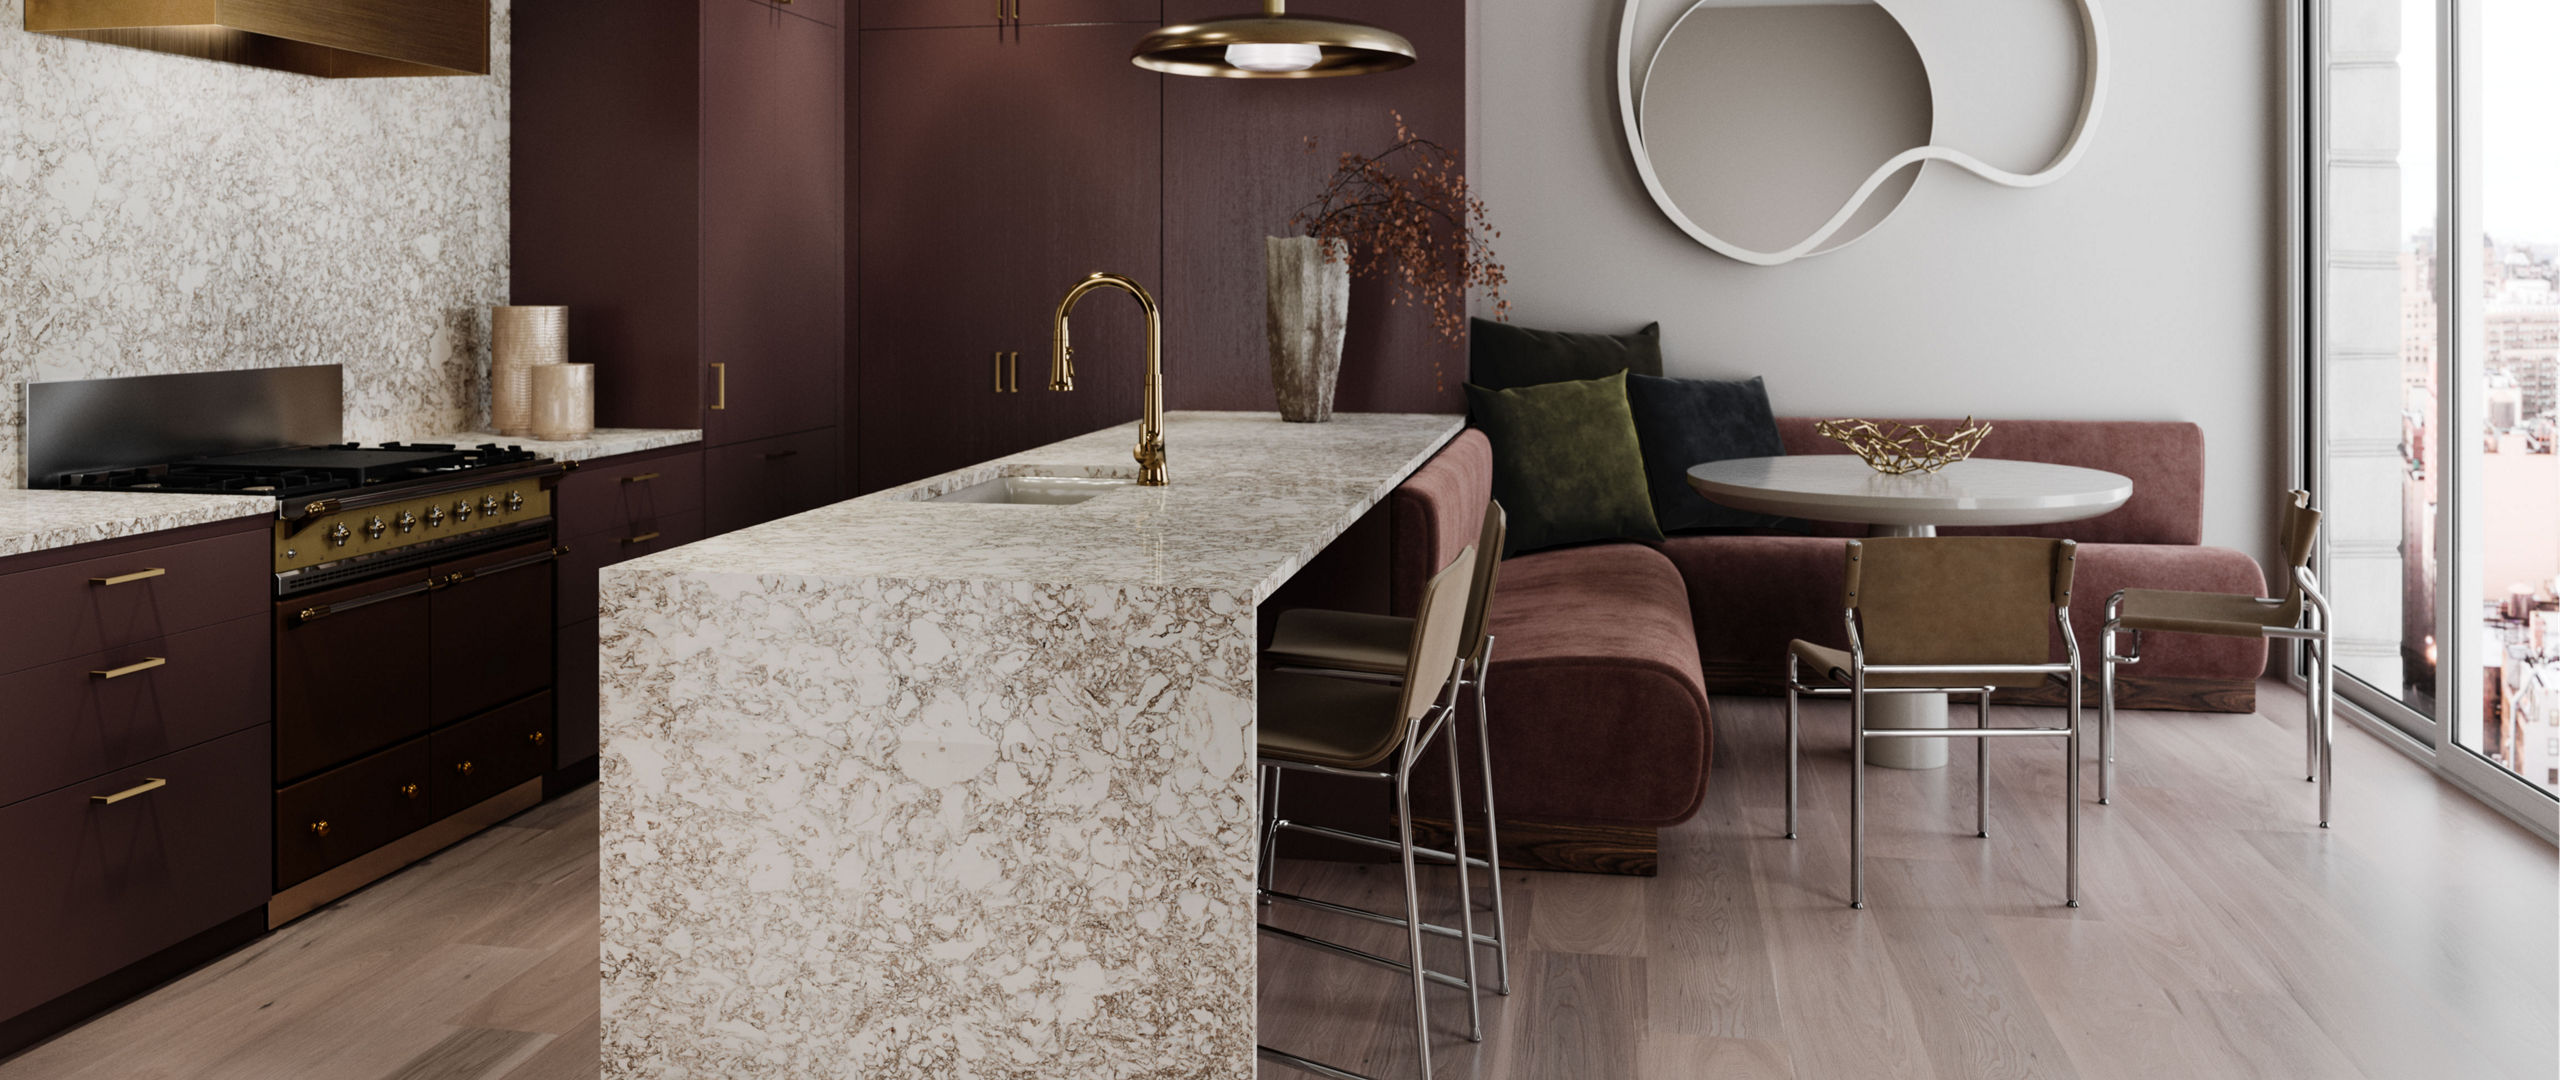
[1457,502,1507,658]
[1843,537,2077,669]
[1399,545,1478,724]
[2275,489,2323,622]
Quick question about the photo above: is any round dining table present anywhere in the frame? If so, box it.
[1686,455,2134,768]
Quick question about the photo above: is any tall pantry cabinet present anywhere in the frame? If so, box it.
[513,0,845,534]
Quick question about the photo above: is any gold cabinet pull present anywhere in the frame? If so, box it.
[309,820,331,837]
[455,761,475,776]
[90,657,168,680]
[90,567,166,587]
[528,731,548,746]
[623,472,661,484]
[994,351,1006,393]
[623,531,663,546]
[711,362,728,410]
[1008,352,1020,393]
[398,783,421,799]
[91,778,167,805]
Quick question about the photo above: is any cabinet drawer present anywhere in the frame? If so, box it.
[862,0,1157,28]
[274,737,434,890]
[558,511,704,627]
[556,447,704,540]
[0,527,268,676]
[0,613,270,808]
[0,726,271,1023]
[429,693,554,821]
[705,427,841,535]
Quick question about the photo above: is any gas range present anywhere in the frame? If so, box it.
[42,441,568,596]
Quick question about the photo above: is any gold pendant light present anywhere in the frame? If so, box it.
[1131,0,1416,79]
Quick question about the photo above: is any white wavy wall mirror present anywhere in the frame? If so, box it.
[1618,0,2110,267]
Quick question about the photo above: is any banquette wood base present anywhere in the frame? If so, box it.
[1409,817,1661,878]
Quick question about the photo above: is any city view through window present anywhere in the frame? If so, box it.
[2376,0,2559,796]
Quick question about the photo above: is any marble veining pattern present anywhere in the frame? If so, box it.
[601,412,1460,1079]
[390,427,701,465]
[0,489,273,558]
[0,0,513,489]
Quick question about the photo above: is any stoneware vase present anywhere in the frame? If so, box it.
[1264,235,1350,423]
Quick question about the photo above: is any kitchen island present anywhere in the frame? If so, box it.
[598,411,1463,1079]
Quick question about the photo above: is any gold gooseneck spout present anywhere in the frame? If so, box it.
[1051,272,1168,486]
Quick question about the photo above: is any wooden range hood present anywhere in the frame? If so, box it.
[27,0,488,78]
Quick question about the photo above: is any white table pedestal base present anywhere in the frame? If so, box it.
[1864,691,1951,769]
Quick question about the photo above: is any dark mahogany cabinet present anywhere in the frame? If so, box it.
[0,517,273,1058]
[517,0,844,527]
[859,0,1156,29]
[551,443,709,771]
[855,19,1162,492]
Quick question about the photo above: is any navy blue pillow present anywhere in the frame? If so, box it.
[1624,374,1805,534]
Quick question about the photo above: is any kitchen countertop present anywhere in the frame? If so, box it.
[390,427,701,464]
[0,490,277,560]
[597,411,1462,1080]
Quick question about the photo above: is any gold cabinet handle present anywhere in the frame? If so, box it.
[309,820,331,837]
[623,472,661,484]
[91,778,167,805]
[1008,352,1020,393]
[528,731,548,746]
[995,351,1006,393]
[623,531,663,546]
[455,761,475,776]
[711,362,727,411]
[90,567,166,587]
[90,657,168,680]
[399,783,421,799]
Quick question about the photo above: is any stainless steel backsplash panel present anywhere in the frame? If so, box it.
[25,365,345,484]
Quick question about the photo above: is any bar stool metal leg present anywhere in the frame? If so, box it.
[1442,707,1482,1043]
[1260,766,1286,905]
[1784,652,1800,840]
[1470,642,1514,996]
[1394,737,1433,1080]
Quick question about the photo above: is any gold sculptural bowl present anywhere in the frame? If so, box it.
[1817,417,1993,476]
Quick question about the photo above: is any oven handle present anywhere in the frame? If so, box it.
[292,546,564,626]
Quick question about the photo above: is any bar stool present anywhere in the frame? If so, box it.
[1785,537,2086,909]
[2102,489,2334,824]
[1263,503,1510,996]
[1257,545,1480,1080]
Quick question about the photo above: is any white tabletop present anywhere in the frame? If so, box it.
[1686,456,2133,528]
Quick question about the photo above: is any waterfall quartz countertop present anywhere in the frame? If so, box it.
[597,411,1461,1080]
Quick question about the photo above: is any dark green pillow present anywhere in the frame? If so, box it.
[1464,372,1665,556]
[1469,318,1663,392]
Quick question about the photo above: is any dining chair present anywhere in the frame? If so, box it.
[1785,537,2085,909]
[2102,489,2333,824]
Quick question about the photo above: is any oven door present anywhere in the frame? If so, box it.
[274,540,561,784]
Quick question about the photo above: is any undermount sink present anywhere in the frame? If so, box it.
[926,474,1136,506]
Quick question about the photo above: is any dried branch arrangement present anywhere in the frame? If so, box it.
[1292,111,1508,347]
[1817,418,1995,475]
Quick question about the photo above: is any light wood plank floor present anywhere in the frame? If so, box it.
[3,680,2551,1080]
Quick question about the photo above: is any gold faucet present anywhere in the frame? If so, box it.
[1051,272,1167,486]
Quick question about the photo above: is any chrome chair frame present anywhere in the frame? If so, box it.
[2100,564,2336,825]
[1255,657,1482,1080]
[1786,607,2085,909]
[1263,633,1511,999]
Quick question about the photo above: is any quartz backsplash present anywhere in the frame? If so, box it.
[0,0,512,488]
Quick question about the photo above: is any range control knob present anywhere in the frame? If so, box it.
[425,505,446,528]
[328,522,351,548]
[364,515,387,541]
[396,510,417,534]
[504,490,525,512]
[453,499,474,523]
[481,494,501,517]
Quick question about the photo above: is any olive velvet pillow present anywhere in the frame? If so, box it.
[1625,373,1805,534]
[1468,317,1664,392]
[1464,371,1665,556]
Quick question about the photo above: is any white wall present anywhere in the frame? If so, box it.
[0,0,512,488]
[1471,0,2290,566]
